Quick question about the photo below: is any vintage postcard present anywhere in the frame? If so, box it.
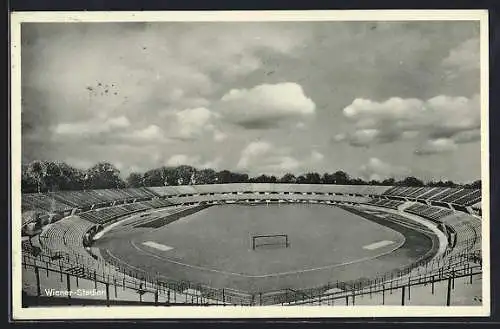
[10,10,490,320]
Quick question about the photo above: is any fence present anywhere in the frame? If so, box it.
[23,198,482,307]
[284,263,482,306]
[22,255,230,306]
[22,247,482,307]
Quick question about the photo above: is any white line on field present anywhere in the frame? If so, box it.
[127,238,405,278]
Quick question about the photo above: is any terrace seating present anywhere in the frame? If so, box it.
[365,199,404,210]
[77,199,167,225]
[23,183,482,307]
[22,193,74,212]
[22,210,39,225]
[404,203,454,223]
[413,187,446,200]
[381,187,482,208]
[146,186,181,197]
[53,190,106,207]
[452,189,482,206]
[427,188,460,201]
[141,198,173,208]
[406,187,425,196]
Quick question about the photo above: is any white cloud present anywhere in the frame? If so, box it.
[359,157,410,181]
[237,141,273,168]
[236,141,325,175]
[333,133,346,142]
[453,129,481,144]
[213,130,228,142]
[337,94,480,149]
[265,156,301,173]
[415,138,459,155]
[178,24,306,79]
[53,115,131,136]
[295,122,307,130]
[166,154,200,167]
[236,140,302,173]
[442,38,479,72]
[175,107,216,139]
[199,157,222,170]
[129,124,165,142]
[219,82,315,129]
[310,150,324,162]
[165,154,221,169]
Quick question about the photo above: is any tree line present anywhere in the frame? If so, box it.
[21,160,482,194]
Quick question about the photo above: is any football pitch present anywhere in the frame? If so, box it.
[97,204,435,293]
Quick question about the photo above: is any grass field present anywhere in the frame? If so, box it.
[97,204,435,293]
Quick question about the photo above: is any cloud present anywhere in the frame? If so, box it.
[237,141,273,169]
[415,138,459,155]
[236,140,302,173]
[178,23,306,79]
[295,122,307,130]
[53,116,131,136]
[452,129,481,144]
[218,82,315,129]
[337,94,480,148]
[166,154,199,167]
[21,22,481,183]
[165,154,221,169]
[213,130,228,142]
[174,107,217,139]
[236,140,325,175]
[129,124,166,142]
[442,38,479,72]
[359,157,410,181]
[310,150,324,162]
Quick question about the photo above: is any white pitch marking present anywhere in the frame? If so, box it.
[130,238,405,278]
[142,241,174,251]
[363,240,394,250]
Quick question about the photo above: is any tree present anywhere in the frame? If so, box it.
[349,178,366,185]
[304,172,322,184]
[194,168,217,185]
[21,163,38,193]
[250,174,277,183]
[332,171,350,185]
[172,165,197,185]
[44,161,63,192]
[162,167,179,186]
[397,176,424,187]
[322,173,335,184]
[296,175,307,184]
[216,170,233,184]
[57,162,85,190]
[280,173,297,184]
[143,168,164,187]
[27,160,47,193]
[381,177,396,186]
[442,180,457,188]
[465,180,481,189]
[126,172,143,187]
[232,172,249,183]
[86,162,125,189]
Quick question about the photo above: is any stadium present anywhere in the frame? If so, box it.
[21,182,482,306]
[16,17,486,313]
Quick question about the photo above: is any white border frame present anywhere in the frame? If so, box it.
[10,10,490,320]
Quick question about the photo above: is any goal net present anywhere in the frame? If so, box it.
[252,234,289,250]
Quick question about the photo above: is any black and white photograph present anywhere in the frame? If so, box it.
[11,10,490,319]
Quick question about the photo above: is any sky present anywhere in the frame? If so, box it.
[21,21,482,183]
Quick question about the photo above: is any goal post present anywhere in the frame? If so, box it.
[252,234,289,250]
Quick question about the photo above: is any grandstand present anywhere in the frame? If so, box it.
[21,183,482,307]
[381,186,481,207]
